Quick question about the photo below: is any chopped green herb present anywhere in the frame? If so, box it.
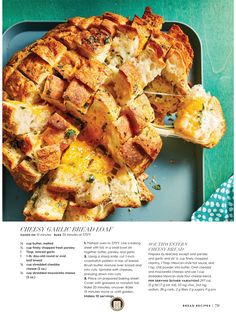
[86,174,95,183]
[197,112,202,124]
[65,129,76,139]
[133,84,139,92]
[20,106,26,110]
[84,102,89,109]
[152,184,161,190]
[58,200,64,207]
[57,64,63,69]
[85,35,98,44]
[104,36,110,44]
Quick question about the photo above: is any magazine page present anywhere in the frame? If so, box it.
[0,0,235,313]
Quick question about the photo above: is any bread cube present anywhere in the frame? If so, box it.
[55,50,85,80]
[3,101,52,135]
[41,75,68,111]
[4,70,40,103]
[13,160,42,191]
[32,37,67,66]
[75,59,111,91]
[2,140,24,171]
[122,94,155,134]
[18,53,52,85]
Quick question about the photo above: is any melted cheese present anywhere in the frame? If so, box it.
[50,140,114,190]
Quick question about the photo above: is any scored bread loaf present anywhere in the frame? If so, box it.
[2,7,225,221]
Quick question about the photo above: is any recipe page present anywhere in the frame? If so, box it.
[1,0,235,313]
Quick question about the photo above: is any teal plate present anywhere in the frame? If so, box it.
[2,21,204,221]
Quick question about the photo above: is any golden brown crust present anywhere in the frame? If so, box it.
[142,6,164,33]
[103,12,128,25]
[64,79,92,114]
[113,115,133,144]
[77,28,110,60]
[45,24,81,50]
[75,59,111,91]
[13,160,42,191]
[2,141,24,171]
[3,66,15,87]
[100,18,117,35]
[114,61,144,105]
[32,37,67,66]
[48,112,69,130]
[55,50,85,80]
[69,16,103,30]
[18,53,52,85]
[4,70,40,103]
[122,94,155,134]
[168,24,194,73]
[41,75,67,111]
[145,75,181,124]
[133,125,162,160]
[120,138,151,175]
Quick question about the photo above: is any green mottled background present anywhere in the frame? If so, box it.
[3,0,234,199]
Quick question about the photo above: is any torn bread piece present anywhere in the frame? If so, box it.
[142,6,164,34]
[23,184,68,221]
[137,173,154,202]
[35,144,61,173]
[133,38,166,87]
[173,85,226,148]
[110,166,141,208]
[168,24,194,74]
[130,8,164,54]
[75,175,111,208]
[119,125,162,175]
